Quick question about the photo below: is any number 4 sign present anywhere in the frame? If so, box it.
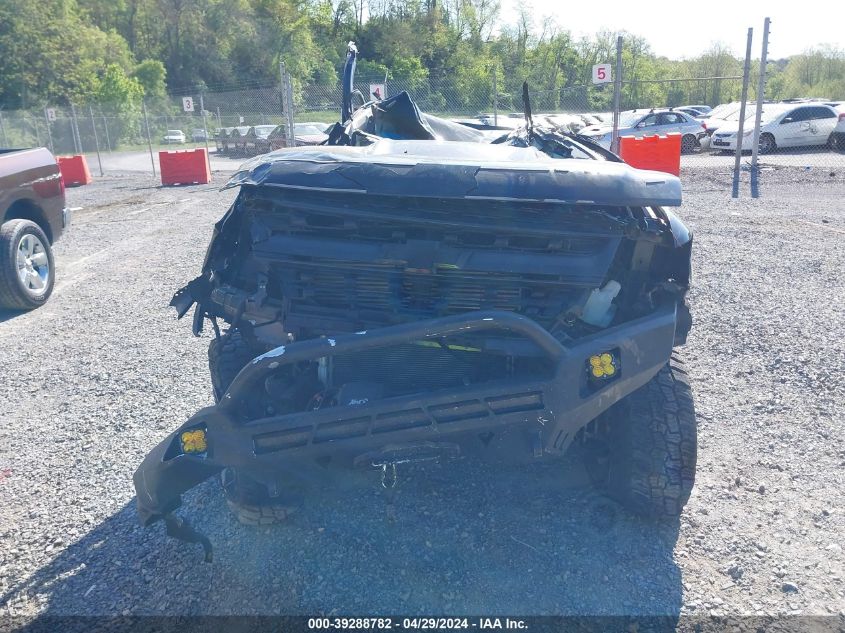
[592,64,612,85]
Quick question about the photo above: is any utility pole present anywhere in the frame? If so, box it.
[750,17,770,199]
[732,28,754,198]
[611,35,623,154]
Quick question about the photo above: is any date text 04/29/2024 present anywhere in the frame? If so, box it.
[307,618,528,630]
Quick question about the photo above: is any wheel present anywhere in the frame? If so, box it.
[208,330,256,403]
[220,467,301,526]
[829,133,844,153]
[758,133,777,154]
[681,134,699,154]
[0,219,55,310]
[584,354,697,518]
[209,330,301,525]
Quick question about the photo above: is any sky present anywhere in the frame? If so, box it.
[496,0,843,59]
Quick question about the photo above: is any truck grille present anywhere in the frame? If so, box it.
[242,187,627,333]
[271,260,581,330]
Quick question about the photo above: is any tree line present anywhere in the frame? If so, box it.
[1,0,843,113]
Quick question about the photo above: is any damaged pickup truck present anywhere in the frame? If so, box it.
[134,51,695,559]
[134,140,695,555]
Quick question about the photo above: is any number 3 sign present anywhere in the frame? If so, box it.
[592,64,612,84]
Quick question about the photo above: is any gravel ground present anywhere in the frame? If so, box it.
[0,167,844,623]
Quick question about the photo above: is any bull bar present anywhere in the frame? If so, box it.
[134,305,678,531]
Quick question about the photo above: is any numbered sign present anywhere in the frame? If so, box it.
[592,64,612,85]
[369,83,386,101]
[182,97,195,112]
[45,108,57,122]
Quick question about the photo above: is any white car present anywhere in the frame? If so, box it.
[699,102,744,137]
[162,130,186,144]
[710,104,840,153]
[580,109,706,153]
[829,103,845,151]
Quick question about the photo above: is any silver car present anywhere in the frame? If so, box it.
[581,109,706,153]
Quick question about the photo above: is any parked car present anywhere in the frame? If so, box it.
[0,147,70,309]
[711,103,840,153]
[676,107,708,118]
[267,122,330,150]
[191,128,208,142]
[699,102,743,137]
[162,130,186,144]
[830,104,845,152]
[215,127,235,153]
[228,126,251,155]
[244,125,278,155]
[538,113,589,134]
[683,104,712,115]
[580,109,706,153]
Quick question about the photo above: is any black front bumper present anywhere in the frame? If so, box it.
[134,306,678,526]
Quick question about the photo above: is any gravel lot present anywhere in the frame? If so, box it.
[0,166,844,624]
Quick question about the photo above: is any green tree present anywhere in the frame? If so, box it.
[133,59,167,97]
[95,64,144,148]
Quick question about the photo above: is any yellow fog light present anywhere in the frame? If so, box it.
[588,352,618,379]
[180,429,208,454]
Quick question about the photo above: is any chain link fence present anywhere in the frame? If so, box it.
[1,62,841,191]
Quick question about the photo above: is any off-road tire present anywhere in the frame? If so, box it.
[210,332,300,525]
[681,134,699,154]
[585,354,697,518]
[0,219,55,310]
[220,467,300,526]
[208,330,255,403]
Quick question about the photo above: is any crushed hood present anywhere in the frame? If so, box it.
[226,140,682,207]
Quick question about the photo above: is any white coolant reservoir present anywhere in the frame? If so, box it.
[580,280,622,327]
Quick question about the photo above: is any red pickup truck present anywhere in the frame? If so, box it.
[0,147,70,309]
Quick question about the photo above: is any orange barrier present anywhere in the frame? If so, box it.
[618,133,682,176]
[159,148,211,186]
[57,155,93,187]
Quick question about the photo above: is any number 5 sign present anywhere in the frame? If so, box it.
[592,64,612,84]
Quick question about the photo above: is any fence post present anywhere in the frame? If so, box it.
[279,61,292,144]
[102,113,112,152]
[199,92,211,172]
[89,105,104,176]
[492,66,498,127]
[283,68,295,146]
[44,107,54,154]
[31,117,43,147]
[0,110,7,147]
[611,35,623,154]
[750,17,771,199]
[142,99,157,177]
[732,28,754,199]
[70,103,82,154]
